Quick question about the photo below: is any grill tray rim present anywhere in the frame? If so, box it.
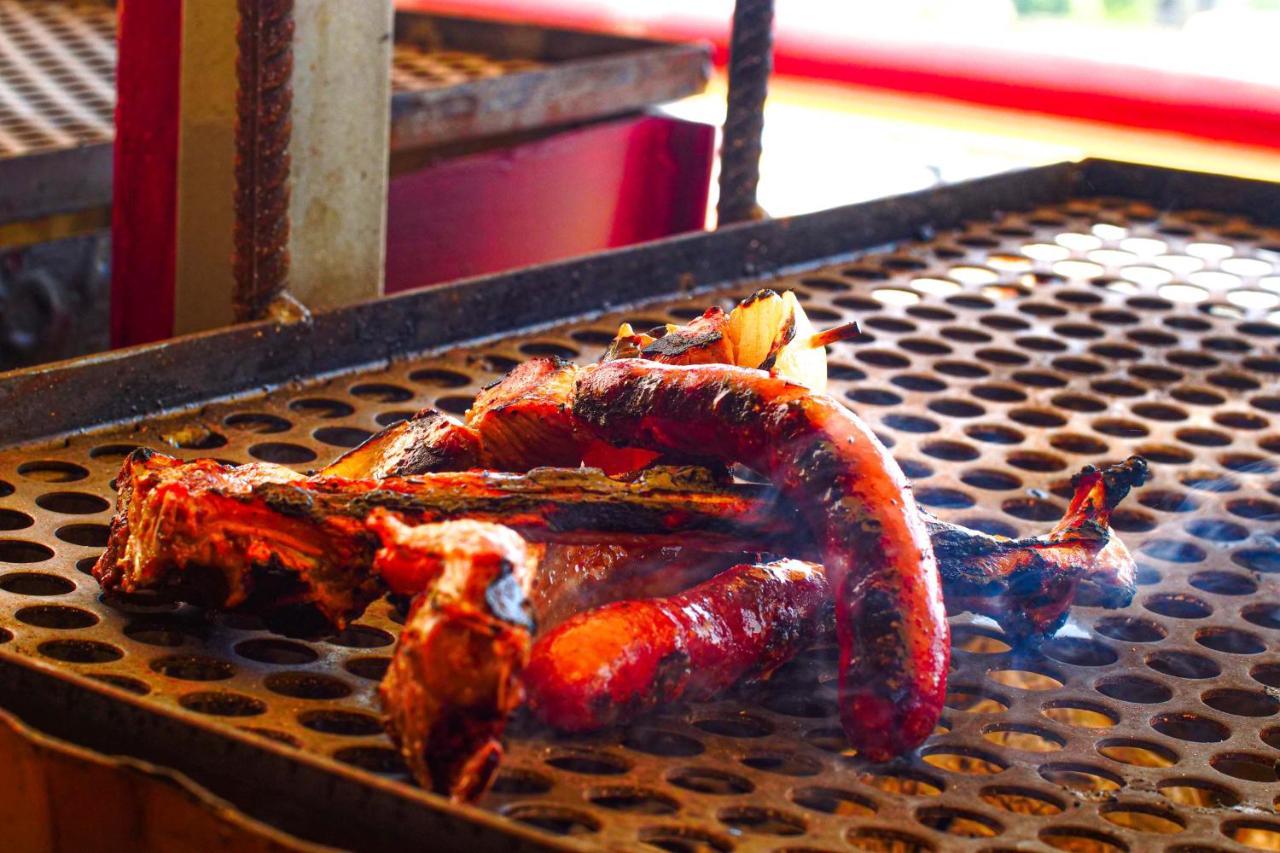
[0,159,1278,852]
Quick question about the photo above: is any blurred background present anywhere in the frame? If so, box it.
[407,0,1280,217]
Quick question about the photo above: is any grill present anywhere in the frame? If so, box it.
[0,160,1278,851]
[0,0,708,222]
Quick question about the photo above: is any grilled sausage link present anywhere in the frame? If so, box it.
[524,559,827,732]
[573,359,948,760]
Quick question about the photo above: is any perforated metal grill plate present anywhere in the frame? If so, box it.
[1,197,1279,851]
[0,0,545,160]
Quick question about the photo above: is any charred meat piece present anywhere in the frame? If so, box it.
[934,456,1147,640]
[97,450,1143,639]
[573,359,947,761]
[371,511,536,801]
[524,559,827,733]
[94,450,382,628]
[94,451,789,626]
[466,356,583,471]
[322,410,479,479]
[530,545,743,631]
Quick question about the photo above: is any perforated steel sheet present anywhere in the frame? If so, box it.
[0,0,549,160]
[0,192,1277,850]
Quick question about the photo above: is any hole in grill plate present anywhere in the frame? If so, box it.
[0,572,73,595]
[666,766,752,795]
[55,523,109,547]
[0,541,55,563]
[289,398,354,418]
[846,827,935,852]
[1196,627,1264,654]
[546,749,629,775]
[858,769,944,797]
[38,639,121,664]
[981,724,1063,752]
[1144,594,1211,618]
[1242,603,1280,630]
[1043,636,1116,666]
[637,825,730,852]
[344,656,391,681]
[1147,650,1220,680]
[987,668,1062,691]
[1096,676,1172,704]
[1224,820,1280,851]
[16,605,96,629]
[920,746,1006,774]
[248,443,317,465]
[223,413,292,434]
[1234,548,1280,573]
[298,710,381,735]
[623,728,704,757]
[1100,803,1185,834]
[1152,710,1231,743]
[693,714,772,738]
[1202,688,1279,717]
[266,672,352,699]
[789,786,875,816]
[1041,700,1118,728]
[313,427,373,448]
[915,806,1002,838]
[1158,777,1240,808]
[1039,762,1123,792]
[333,746,409,777]
[178,691,265,717]
[740,752,821,777]
[36,492,110,515]
[980,786,1064,816]
[1098,738,1177,768]
[1094,616,1165,643]
[588,786,677,815]
[717,806,806,836]
[18,461,88,482]
[151,655,234,681]
[326,625,394,648]
[235,638,318,665]
[1211,753,1279,783]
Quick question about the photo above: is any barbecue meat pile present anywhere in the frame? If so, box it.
[92,289,1151,801]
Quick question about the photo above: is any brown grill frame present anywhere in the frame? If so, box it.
[0,160,1278,851]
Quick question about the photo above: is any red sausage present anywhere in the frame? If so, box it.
[573,359,948,760]
[524,559,828,732]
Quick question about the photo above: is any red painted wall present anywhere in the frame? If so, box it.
[385,114,714,293]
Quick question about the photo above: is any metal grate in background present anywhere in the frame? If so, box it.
[0,0,546,160]
[0,196,1277,849]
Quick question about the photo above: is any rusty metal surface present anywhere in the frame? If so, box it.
[0,705,329,852]
[233,0,295,322]
[717,0,773,227]
[0,162,1278,850]
[0,0,709,223]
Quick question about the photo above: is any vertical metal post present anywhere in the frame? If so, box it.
[716,0,774,227]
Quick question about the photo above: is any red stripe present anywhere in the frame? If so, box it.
[111,0,183,347]
[400,0,1280,150]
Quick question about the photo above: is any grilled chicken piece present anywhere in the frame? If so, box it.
[935,457,1147,639]
[370,511,536,801]
[525,559,828,733]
